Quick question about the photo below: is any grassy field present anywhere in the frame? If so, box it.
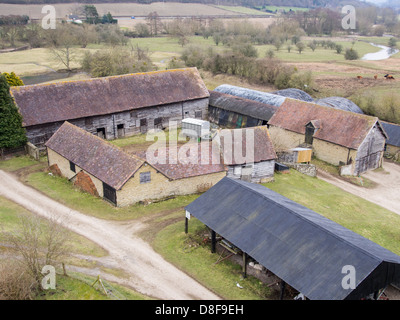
[215,5,273,16]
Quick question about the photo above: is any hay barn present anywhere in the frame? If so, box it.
[185,177,400,300]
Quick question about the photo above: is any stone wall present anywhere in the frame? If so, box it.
[117,164,226,207]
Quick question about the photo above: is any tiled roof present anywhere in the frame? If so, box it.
[216,126,277,165]
[12,68,209,127]
[133,142,226,180]
[268,99,384,150]
[45,122,144,190]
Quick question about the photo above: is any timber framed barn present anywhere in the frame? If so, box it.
[267,98,387,176]
[185,177,400,300]
[11,68,209,148]
[46,122,226,207]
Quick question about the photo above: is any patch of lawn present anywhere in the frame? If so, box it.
[0,155,39,172]
[153,218,272,300]
[26,171,198,221]
[216,5,273,15]
[0,196,107,258]
[36,273,149,300]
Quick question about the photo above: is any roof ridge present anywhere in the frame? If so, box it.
[11,68,197,90]
[229,178,391,262]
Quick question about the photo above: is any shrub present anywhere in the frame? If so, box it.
[345,48,359,60]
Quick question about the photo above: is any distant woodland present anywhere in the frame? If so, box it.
[0,0,368,8]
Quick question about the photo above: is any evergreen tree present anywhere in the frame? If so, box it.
[0,74,27,149]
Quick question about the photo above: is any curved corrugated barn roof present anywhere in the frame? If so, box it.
[214,84,286,108]
[316,97,364,114]
[272,88,314,103]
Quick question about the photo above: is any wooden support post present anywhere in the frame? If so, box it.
[211,230,216,253]
[185,217,188,234]
[242,252,247,278]
[280,280,286,300]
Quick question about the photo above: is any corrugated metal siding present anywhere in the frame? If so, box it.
[186,177,400,300]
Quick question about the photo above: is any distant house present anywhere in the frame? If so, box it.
[381,121,400,160]
[11,68,209,148]
[208,91,278,128]
[214,126,276,183]
[46,122,226,207]
[267,99,387,176]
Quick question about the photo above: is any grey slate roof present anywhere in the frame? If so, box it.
[185,177,400,300]
[382,121,400,148]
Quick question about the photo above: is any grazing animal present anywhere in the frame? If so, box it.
[374,75,378,80]
[357,76,363,79]
[385,74,395,80]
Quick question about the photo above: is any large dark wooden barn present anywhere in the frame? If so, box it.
[185,177,400,300]
[11,68,209,148]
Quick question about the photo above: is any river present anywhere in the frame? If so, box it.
[361,43,399,61]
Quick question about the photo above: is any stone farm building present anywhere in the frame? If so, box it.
[215,126,276,183]
[46,122,226,207]
[11,68,209,148]
[267,98,387,176]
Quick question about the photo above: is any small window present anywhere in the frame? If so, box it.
[195,110,202,118]
[154,117,162,127]
[69,161,76,173]
[140,119,147,127]
[140,172,151,184]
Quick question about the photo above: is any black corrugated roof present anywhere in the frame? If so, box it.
[185,177,400,300]
[382,121,400,148]
[209,91,278,121]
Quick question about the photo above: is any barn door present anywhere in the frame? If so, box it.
[305,124,314,145]
[103,182,116,205]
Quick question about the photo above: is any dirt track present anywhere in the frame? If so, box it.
[317,160,400,216]
[0,170,221,300]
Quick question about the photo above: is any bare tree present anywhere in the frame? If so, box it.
[0,214,71,294]
[46,24,79,71]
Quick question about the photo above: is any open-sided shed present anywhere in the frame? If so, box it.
[185,177,400,300]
